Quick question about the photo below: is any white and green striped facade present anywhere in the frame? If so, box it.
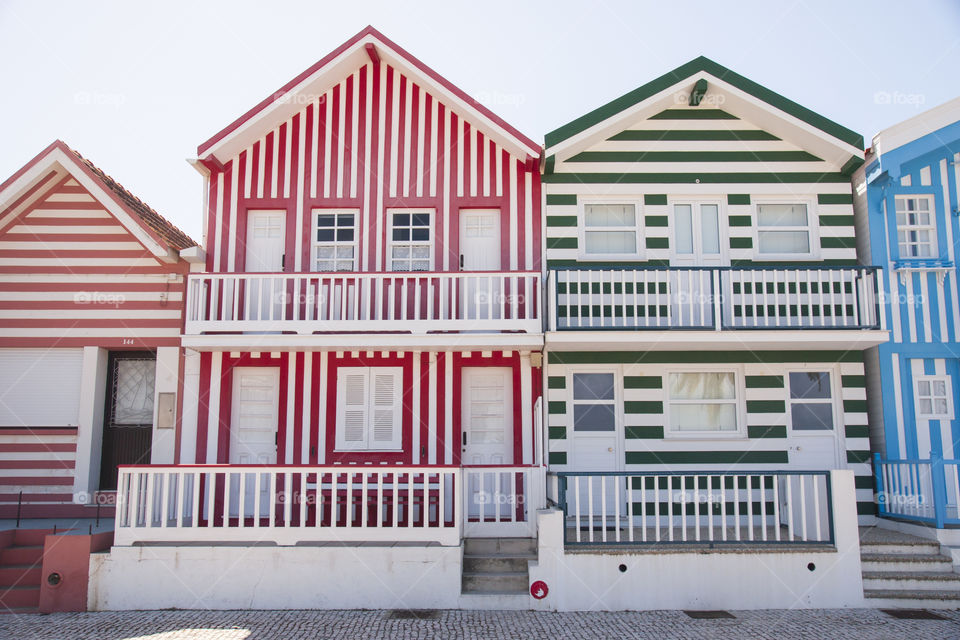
[541,57,888,522]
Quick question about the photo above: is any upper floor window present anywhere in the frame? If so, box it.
[313,211,356,271]
[756,203,814,257]
[389,210,432,271]
[581,203,640,257]
[914,375,954,420]
[895,195,937,258]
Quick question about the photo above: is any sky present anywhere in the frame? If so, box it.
[1,0,959,243]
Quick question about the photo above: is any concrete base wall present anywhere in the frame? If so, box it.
[528,470,866,611]
[88,544,463,611]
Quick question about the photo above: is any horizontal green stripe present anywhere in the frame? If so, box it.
[549,451,567,465]
[748,425,787,438]
[548,401,567,414]
[747,400,785,413]
[567,150,822,163]
[548,376,566,389]
[817,193,853,205]
[818,215,855,226]
[650,109,739,120]
[547,259,671,268]
[727,194,751,205]
[626,450,788,464]
[842,375,866,388]
[549,427,566,440]
[646,237,669,249]
[542,172,851,184]
[609,129,780,142]
[858,502,877,515]
[845,425,870,438]
[546,194,577,205]
[730,258,858,266]
[625,425,664,439]
[645,215,669,227]
[624,376,662,389]
[745,375,784,388]
[546,216,578,227]
[847,450,871,464]
[820,236,856,249]
[550,351,863,364]
[644,194,668,205]
[728,215,752,227]
[547,237,578,249]
[844,399,868,413]
[625,400,664,414]
[855,475,876,489]
[730,237,753,249]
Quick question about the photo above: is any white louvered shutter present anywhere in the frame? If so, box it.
[336,368,368,450]
[370,368,403,450]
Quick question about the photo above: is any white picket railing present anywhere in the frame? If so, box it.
[463,466,545,537]
[114,465,462,546]
[549,267,879,330]
[550,471,834,546]
[185,271,541,334]
[874,456,960,526]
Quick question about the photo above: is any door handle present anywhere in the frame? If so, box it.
[462,433,467,446]
[281,254,285,270]
[459,254,464,270]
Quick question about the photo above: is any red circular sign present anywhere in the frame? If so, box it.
[530,580,549,599]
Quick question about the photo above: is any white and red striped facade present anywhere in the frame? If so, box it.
[0,141,197,517]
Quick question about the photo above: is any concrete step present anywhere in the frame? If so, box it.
[0,564,41,587]
[0,546,43,566]
[863,588,960,608]
[464,538,536,556]
[461,571,528,594]
[0,607,39,615]
[860,541,941,556]
[0,586,40,609]
[860,553,955,573]
[862,570,960,592]
[463,553,534,574]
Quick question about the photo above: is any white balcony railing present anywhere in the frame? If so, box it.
[114,465,462,546]
[185,271,541,335]
[463,465,545,537]
[549,267,880,331]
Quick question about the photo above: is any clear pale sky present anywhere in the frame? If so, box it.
[2,0,958,242]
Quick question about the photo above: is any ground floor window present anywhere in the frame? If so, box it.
[914,374,954,420]
[334,367,403,451]
[666,370,739,434]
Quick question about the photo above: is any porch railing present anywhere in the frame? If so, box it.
[548,266,880,331]
[547,471,835,546]
[114,465,461,546]
[185,271,541,334]
[463,465,545,537]
[874,453,960,527]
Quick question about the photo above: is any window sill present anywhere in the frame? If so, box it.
[663,432,748,441]
[332,449,403,454]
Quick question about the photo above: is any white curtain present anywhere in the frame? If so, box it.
[668,372,737,432]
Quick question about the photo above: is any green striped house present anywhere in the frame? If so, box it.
[541,57,886,522]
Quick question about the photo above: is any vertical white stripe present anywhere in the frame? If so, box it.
[227,160,239,271]
[310,98,320,199]
[362,64,373,274]
[350,70,360,199]
[443,108,451,271]
[256,136,266,199]
[323,88,333,199]
[336,79,346,200]
[283,119,292,199]
[301,353,312,464]
[212,173,224,271]
[905,274,918,343]
[443,353,453,465]
[470,128,479,197]
[919,273,932,343]
[416,85,425,198]
[270,126,280,198]
[389,67,400,199]
[936,273,948,344]
[891,353,906,459]
[943,157,960,341]
[520,353,533,465]
[524,170,533,271]
[456,116,464,198]
[920,165,932,186]
[509,159,518,271]
[179,349,201,464]
[429,97,438,198]
[935,360,953,458]
[481,132,489,197]
[428,353,437,465]
[911,359,931,458]
[376,68,387,271]
[495,145,503,198]
[243,144,253,199]
[412,351,421,464]
[284,355,296,464]
[295,109,306,272]
[205,353,222,464]
[889,269,903,343]
[402,78,412,198]
[317,352,328,464]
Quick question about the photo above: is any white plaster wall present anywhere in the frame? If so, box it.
[73,346,108,501]
[150,346,180,465]
[528,470,866,611]
[88,544,462,611]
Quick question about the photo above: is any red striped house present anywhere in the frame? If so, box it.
[148,27,546,544]
[0,140,197,518]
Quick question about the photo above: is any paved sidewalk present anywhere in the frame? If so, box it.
[2,608,959,639]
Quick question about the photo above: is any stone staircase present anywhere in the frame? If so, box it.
[0,529,50,614]
[461,538,535,596]
[860,526,960,608]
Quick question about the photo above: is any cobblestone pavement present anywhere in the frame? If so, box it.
[1,608,959,640]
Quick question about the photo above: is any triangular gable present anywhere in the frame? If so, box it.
[544,57,863,174]
[197,26,541,164]
[0,141,195,262]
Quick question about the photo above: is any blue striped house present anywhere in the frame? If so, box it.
[853,97,960,528]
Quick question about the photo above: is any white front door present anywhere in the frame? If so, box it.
[463,367,513,520]
[459,210,501,320]
[244,210,286,322]
[229,367,280,517]
[568,372,622,521]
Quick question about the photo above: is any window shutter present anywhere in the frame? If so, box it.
[336,369,368,450]
[370,369,402,450]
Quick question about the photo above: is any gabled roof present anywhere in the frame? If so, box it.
[544,56,863,172]
[197,26,542,164]
[871,96,960,159]
[0,140,196,259]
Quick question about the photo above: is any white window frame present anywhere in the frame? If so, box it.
[334,366,403,452]
[664,365,747,439]
[894,194,938,259]
[752,198,820,261]
[387,208,434,272]
[312,208,359,272]
[570,371,619,433]
[668,197,728,265]
[576,198,644,261]
[914,374,955,420]
[785,368,840,434]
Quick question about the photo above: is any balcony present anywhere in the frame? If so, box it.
[547,266,886,350]
[183,271,542,350]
